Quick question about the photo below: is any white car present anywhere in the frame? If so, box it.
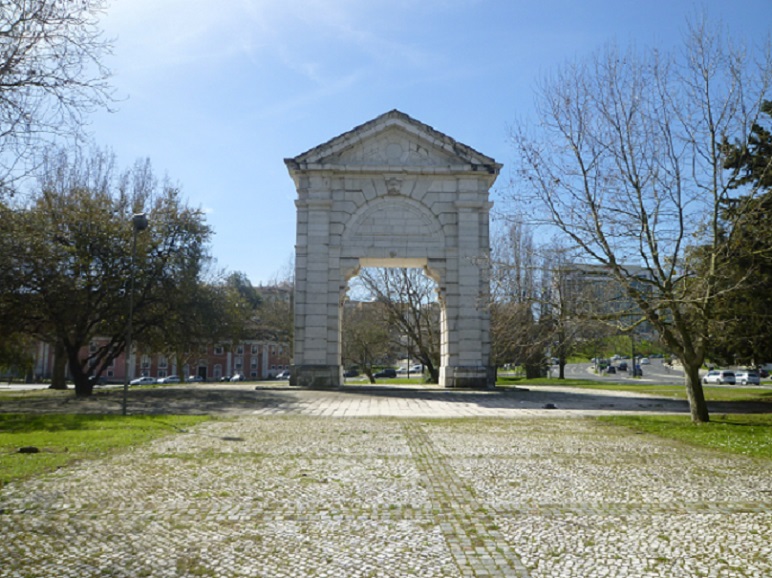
[734,370,760,386]
[187,375,204,383]
[702,370,735,385]
[129,376,156,386]
[397,364,423,374]
[158,375,180,384]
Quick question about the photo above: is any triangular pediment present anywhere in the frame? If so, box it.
[285,110,500,173]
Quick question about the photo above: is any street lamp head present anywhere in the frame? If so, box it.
[132,213,148,232]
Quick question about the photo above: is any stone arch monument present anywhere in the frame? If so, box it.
[285,110,501,388]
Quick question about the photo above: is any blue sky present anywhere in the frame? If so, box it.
[90,0,772,285]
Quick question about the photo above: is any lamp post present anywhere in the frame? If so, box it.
[122,213,149,416]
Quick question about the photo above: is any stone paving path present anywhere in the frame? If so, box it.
[1,385,771,577]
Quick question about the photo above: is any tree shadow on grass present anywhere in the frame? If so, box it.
[0,386,300,416]
[1,384,768,417]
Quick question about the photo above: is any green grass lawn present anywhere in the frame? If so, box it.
[599,414,772,460]
[0,414,211,487]
[497,376,772,403]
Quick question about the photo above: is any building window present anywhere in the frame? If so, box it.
[236,345,244,355]
[251,357,258,368]
[214,346,224,355]
[141,355,151,369]
[158,370,167,378]
[214,364,222,378]
[158,355,168,369]
[89,342,97,353]
[251,344,258,354]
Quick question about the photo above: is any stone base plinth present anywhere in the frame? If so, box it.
[290,365,341,388]
[440,365,495,389]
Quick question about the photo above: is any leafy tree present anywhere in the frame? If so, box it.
[0,332,34,382]
[2,148,212,396]
[226,272,262,310]
[252,281,293,347]
[723,100,772,191]
[0,0,113,195]
[510,17,772,422]
[140,274,255,381]
[706,101,772,364]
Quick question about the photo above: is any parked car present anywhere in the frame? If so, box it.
[343,369,359,377]
[759,368,769,378]
[632,364,643,377]
[230,374,244,382]
[219,375,231,382]
[735,370,760,386]
[129,376,156,386]
[276,370,291,380]
[374,368,397,378]
[605,366,616,374]
[639,357,651,365]
[187,375,204,383]
[399,364,423,374]
[157,375,180,384]
[702,370,736,385]
[617,362,628,372]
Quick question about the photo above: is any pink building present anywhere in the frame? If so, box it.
[32,339,291,383]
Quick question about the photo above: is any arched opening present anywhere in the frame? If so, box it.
[342,264,442,384]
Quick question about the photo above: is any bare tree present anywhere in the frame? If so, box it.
[490,219,551,378]
[0,0,113,195]
[510,16,772,422]
[341,300,395,383]
[352,268,441,382]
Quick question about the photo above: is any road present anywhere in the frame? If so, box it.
[557,358,687,385]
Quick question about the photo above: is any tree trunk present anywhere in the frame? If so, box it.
[683,361,710,423]
[49,342,68,390]
[73,373,95,397]
[66,347,94,397]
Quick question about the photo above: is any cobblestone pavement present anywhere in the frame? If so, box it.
[2,385,771,577]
